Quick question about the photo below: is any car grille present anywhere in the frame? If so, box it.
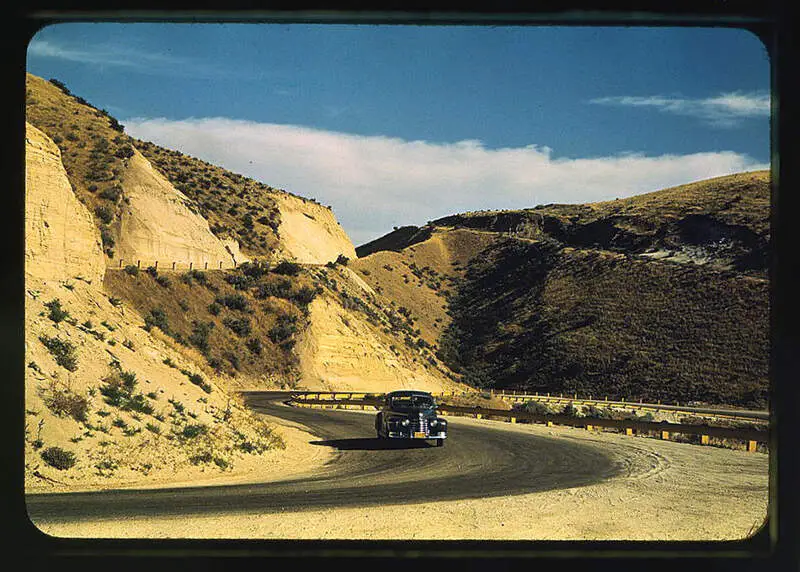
[410,419,429,433]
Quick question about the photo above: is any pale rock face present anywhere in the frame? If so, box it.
[115,150,247,270]
[272,193,357,265]
[297,294,454,393]
[25,123,105,284]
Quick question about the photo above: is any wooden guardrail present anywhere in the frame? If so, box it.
[288,392,768,452]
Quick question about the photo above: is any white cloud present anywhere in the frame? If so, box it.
[125,117,768,246]
[590,92,771,127]
[27,38,228,79]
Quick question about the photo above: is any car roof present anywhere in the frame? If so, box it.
[386,390,433,397]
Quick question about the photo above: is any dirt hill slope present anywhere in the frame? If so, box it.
[356,172,771,408]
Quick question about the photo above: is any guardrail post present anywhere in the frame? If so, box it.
[546,421,553,427]
[172,261,176,270]
[189,262,193,270]
[701,434,710,445]
[747,440,757,452]
[510,417,516,423]
[205,262,208,270]
[119,259,123,268]
[154,261,158,269]
[625,428,634,436]
[137,260,141,268]
[661,430,670,440]
[476,412,482,419]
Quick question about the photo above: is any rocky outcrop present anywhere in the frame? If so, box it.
[296,293,456,392]
[115,150,247,269]
[25,123,105,284]
[272,193,356,265]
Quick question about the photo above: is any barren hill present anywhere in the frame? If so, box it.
[355,171,770,408]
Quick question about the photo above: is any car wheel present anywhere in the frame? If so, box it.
[436,439,444,447]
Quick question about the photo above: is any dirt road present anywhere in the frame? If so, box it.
[27,393,769,541]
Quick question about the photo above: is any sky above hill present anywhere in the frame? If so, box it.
[27,22,771,246]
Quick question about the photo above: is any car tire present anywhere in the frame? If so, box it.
[436,439,444,447]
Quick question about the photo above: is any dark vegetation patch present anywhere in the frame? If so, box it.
[438,237,769,408]
[104,262,317,381]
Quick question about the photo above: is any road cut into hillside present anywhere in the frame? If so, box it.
[28,392,768,541]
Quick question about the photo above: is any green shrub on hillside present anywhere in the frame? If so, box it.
[39,335,78,371]
[41,446,77,470]
[144,308,170,334]
[223,316,251,337]
[273,261,301,276]
[44,299,70,324]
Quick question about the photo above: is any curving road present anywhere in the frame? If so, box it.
[26,392,623,524]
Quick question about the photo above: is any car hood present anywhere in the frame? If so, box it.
[388,408,439,419]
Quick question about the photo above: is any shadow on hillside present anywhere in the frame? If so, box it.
[309,438,435,450]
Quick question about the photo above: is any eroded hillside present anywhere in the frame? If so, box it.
[355,171,771,408]
[24,123,288,491]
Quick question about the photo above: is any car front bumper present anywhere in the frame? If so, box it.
[386,431,447,439]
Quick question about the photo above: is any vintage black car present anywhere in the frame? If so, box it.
[375,390,447,446]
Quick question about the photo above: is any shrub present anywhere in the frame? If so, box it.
[181,424,207,439]
[99,186,122,202]
[156,275,171,288]
[108,116,125,133]
[49,78,71,95]
[145,266,158,277]
[584,405,613,419]
[223,316,251,337]
[188,320,215,354]
[336,254,350,266]
[100,228,115,249]
[123,264,139,276]
[519,401,554,416]
[291,286,317,306]
[216,294,249,311]
[44,299,69,324]
[99,369,154,413]
[115,144,134,159]
[39,335,78,371]
[246,338,263,355]
[273,261,301,276]
[181,269,208,286]
[44,384,90,422]
[208,302,222,315]
[238,260,271,279]
[268,315,297,343]
[41,447,77,470]
[144,308,170,334]
[255,279,292,299]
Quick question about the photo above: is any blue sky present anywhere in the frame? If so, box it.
[27,23,770,245]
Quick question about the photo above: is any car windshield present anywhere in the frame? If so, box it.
[390,395,435,409]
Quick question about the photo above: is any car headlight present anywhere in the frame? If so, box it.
[400,418,410,427]
[430,419,439,427]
